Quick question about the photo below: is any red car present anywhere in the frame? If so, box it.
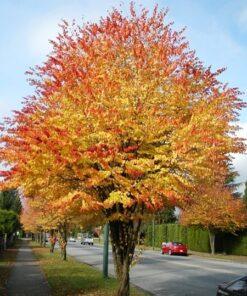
[161,242,188,256]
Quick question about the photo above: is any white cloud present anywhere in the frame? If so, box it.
[27,15,61,58]
[25,1,126,59]
[232,122,247,192]
[236,122,247,139]
[187,20,245,71]
[238,7,247,29]
[26,6,84,59]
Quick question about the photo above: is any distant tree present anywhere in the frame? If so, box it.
[180,185,247,254]
[155,207,177,224]
[0,190,22,248]
[243,181,247,207]
[0,190,22,215]
[0,209,20,237]
[225,166,241,198]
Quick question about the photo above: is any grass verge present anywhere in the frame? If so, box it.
[31,243,148,296]
[141,244,247,263]
[0,244,18,296]
[189,250,247,263]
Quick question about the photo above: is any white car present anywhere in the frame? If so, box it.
[81,236,94,245]
[69,237,76,242]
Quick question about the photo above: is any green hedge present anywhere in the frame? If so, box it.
[144,223,247,255]
[215,231,247,255]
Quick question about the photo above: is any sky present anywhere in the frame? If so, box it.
[0,0,246,191]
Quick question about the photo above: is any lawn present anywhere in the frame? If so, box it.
[0,245,18,296]
[139,244,247,263]
[31,243,148,296]
[190,250,247,263]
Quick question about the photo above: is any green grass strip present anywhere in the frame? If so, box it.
[31,243,147,296]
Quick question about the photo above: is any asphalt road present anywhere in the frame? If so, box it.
[67,242,247,296]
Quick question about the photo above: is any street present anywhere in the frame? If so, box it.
[67,242,247,296]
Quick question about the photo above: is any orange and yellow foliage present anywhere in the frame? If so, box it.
[180,185,247,233]
[1,4,246,294]
[0,3,245,228]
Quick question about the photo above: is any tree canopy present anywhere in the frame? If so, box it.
[180,185,246,233]
[180,182,247,254]
[0,4,246,295]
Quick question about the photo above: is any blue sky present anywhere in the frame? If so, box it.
[0,0,246,189]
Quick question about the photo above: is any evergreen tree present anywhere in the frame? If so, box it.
[225,165,241,198]
[0,190,22,215]
[243,181,247,207]
[155,207,177,224]
[0,209,20,235]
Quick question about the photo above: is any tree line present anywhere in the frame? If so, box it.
[0,190,22,252]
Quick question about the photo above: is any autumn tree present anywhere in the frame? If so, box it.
[20,199,44,241]
[0,4,246,295]
[21,197,69,255]
[180,185,247,254]
[21,183,99,259]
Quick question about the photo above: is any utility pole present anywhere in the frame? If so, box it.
[103,223,109,278]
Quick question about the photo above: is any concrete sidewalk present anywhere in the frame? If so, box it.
[6,239,50,296]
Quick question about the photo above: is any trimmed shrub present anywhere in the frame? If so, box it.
[216,231,247,256]
[144,223,247,255]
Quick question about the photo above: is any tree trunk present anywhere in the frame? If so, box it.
[40,232,44,246]
[43,232,47,247]
[3,233,7,250]
[58,223,68,261]
[49,230,56,253]
[109,219,141,296]
[0,235,4,253]
[37,232,40,243]
[60,241,67,260]
[209,230,216,255]
[50,241,55,253]
[40,231,46,247]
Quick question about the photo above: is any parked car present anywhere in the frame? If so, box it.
[81,236,94,245]
[69,237,76,242]
[161,242,187,256]
[216,276,247,296]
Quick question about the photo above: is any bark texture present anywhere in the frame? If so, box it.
[49,229,56,253]
[58,223,67,261]
[109,219,141,296]
[209,230,216,255]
